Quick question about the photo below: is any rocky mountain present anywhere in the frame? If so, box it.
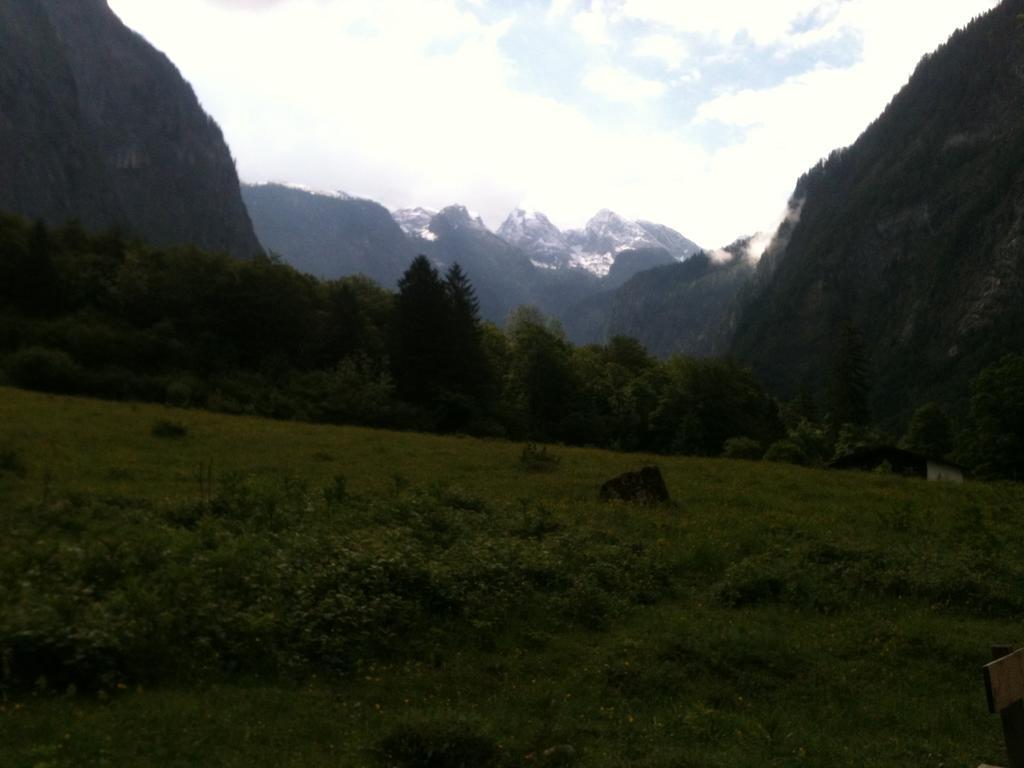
[500,207,701,276]
[730,0,1024,420]
[563,242,756,354]
[392,207,439,241]
[242,183,415,287]
[0,0,261,257]
[243,183,715,332]
[410,206,545,322]
[497,209,572,269]
[603,247,679,290]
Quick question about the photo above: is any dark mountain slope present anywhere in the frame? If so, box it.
[242,184,416,287]
[412,206,540,323]
[731,0,1024,419]
[0,0,260,257]
[605,250,754,357]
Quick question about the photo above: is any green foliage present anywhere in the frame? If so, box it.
[377,719,503,768]
[721,437,763,460]
[828,323,870,429]
[901,402,953,458]
[648,357,782,456]
[150,419,188,439]
[785,419,834,466]
[391,256,452,404]
[505,307,579,439]
[964,354,1024,479]
[832,423,892,461]
[763,439,807,465]
[519,443,561,473]
[0,474,673,692]
[4,346,83,393]
[3,388,1024,766]
[0,215,840,462]
[730,0,1024,427]
[0,444,26,477]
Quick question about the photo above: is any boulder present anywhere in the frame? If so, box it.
[598,466,670,505]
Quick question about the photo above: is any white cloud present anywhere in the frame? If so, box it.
[633,33,689,70]
[571,1,614,46]
[690,0,1002,239]
[546,0,574,20]
[582,65,667,104]
[619,0,835,47]
[105,0,1003,248]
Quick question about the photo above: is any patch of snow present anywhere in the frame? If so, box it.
[255,181,355,200]
[392,207,438,237]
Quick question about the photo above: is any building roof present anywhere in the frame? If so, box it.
[829,445,964,473]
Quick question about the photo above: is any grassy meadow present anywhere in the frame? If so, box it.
[1,385,1022,767]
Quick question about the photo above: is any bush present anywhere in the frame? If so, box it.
[151,419,188,439]
[0,476,678,692]
[4,346,83,393]
[377,720,502,768]
[722,437,763,460]
[520,443,561,473]
[0,445,26,477]
[763,439,807,465]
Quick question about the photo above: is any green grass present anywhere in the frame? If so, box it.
[1,385,1022,767]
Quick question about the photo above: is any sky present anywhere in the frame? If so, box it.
[107,0,1000,248]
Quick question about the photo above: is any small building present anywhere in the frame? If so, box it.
[829,446,964,483]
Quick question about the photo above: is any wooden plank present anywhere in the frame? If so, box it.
[985,648,1024,714]
[987,646,1024,768]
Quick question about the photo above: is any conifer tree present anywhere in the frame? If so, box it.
[20,220,60,316]
[391,255,450,402]
[827,322,870,428]
[444,263,492,402]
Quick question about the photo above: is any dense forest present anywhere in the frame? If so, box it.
[730,0,1024,421]
[1,213,1020,477]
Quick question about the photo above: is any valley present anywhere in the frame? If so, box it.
[1,387,1021,767]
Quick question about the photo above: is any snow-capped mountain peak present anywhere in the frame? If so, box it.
[494,206,702,277]
[437,205,490,232]
[498,208,571,268]
[392,207,439,241]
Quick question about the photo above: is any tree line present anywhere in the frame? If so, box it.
[0,213,1020,477]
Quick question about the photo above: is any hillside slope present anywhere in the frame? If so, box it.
[2,386,1023,767]
[243,183,415,286]
[564,246,755,353]
[0,0,261,257]
[731,0,1024,419]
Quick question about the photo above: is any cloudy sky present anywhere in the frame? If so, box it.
[107,0,999,248]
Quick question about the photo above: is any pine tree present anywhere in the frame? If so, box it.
[391,255,450,403]
[827,323,870,428]
[19,220,60,316]
[444,263,491,403]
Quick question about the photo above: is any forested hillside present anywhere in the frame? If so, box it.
[731,0,1024,422]
[0,214,784,456]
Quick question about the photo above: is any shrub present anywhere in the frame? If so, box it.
[722,437,763,460]
[324,474,348,504]
[0,445,26,477]
[519,443,561,473]
[151,419,188,439]
[763,439,807,465]
[4,346,83,393]
[377,719,502,768]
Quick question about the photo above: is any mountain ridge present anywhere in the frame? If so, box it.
[0,0,261,258]
[729,0,1024,420]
